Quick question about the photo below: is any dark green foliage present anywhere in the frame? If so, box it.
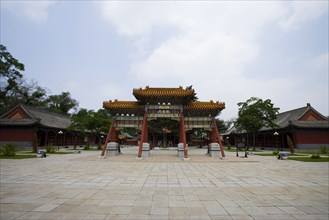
[320,146,327,154]
[1,44,24,113]
[236,97,279,132]
[148,118,180,135]
[310,154,320,159]
[70,108,111,144]
[288,156,329,162]
[235,97,280,149]
[0,44,76,115]
[46,145,55,153]
[2,143,18,157]
[185,85,198,101]
[47,92,78,115]
[216,118,231,133]
[97,145,102,150]
[84,144,90,150]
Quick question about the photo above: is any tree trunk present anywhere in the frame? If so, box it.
[253,133,256,151]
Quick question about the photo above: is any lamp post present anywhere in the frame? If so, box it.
[244,133,249,158]
[58,130,63,151]
[101,135,104,144]
[274,131,279,153]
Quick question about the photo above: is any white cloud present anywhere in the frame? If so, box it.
[133,32,259,81]
[309,52,329,71]
[101,2,285,38]
[100,2,285,82]
[279,1,328,31]
[2,1,55,23]
[99,1,328,119]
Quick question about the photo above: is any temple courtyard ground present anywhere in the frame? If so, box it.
[1,147,328,220]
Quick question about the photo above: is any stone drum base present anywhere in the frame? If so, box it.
[107,142,119,157]
[142,143,150,157]
[177,143,188,158]
[209,143,222,158]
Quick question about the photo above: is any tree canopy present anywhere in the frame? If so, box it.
[235,97,279,150]
[47,92,79,116]
[0,44,78,115]
[70,108,111,135]
[1,44,25,112]
[235,97,279,133]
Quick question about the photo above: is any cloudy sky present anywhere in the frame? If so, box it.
[1,1,328,120]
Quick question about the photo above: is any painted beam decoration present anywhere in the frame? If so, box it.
[147,104,182,119]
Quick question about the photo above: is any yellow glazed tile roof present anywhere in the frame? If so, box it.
[103,100,143,110]
[133,86,194,97]
[185,101,225,110]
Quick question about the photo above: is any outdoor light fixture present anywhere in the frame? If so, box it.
[58,130,63,150]
[274,131,279,152]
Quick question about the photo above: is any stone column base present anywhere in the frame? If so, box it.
[209,143,222,158]
[142,143,150,157]
[107,142,119,157]
[177,143,188,158]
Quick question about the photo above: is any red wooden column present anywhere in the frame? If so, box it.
[180,112,188,158]
[101,118,116,157]
[144,117,148,143]
[138,111,148,158]
[211,118,226,157]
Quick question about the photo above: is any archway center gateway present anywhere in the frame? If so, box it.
[100,86,225,159]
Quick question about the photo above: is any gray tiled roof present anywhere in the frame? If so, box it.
[291,120,329,129]
[20,105,72,129]
[0,105,72,129]
[0,118,38,126]
[273,106,308,128]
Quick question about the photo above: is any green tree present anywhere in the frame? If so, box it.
[185,85,198,101]
[148,118,180,147]
[70,108,111,145]
[0,45,48,114]
[19,79,48,107]
[47,92,78,115]
[90,109,112,134]
[70,108,90,134]
[0,44,24,113]
[216,118,232,133]
[235,97,279,152]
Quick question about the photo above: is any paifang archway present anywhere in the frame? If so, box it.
[100,86,225,159]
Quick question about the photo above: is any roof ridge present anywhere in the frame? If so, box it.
[21,104,71,119]
[277,106,307,116]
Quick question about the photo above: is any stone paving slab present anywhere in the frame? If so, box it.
[1,147,328,220]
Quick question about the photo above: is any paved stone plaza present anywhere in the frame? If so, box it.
[1,147,328,220]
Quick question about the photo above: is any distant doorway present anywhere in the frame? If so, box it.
[148,118,180,148]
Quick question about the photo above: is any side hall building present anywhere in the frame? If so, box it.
[224,103,329,150]
[0,105,100,149]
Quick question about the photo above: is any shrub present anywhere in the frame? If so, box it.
[97,144,102,150]
[310,154,320,159]
[320,146,327,154]
[2,143,18,157]
[46,145,55,153]
[84,144,90,150]
[272,151,278,155]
